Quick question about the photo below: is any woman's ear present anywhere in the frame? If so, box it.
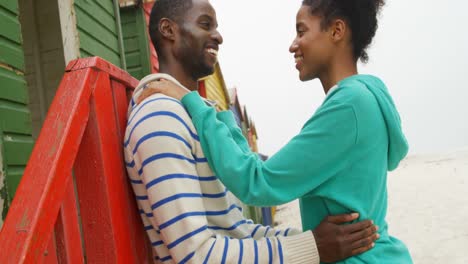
[330,18,347,42]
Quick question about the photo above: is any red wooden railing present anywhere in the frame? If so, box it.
[0,57,153,263]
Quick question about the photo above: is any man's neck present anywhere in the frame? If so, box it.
[159,61,199,91]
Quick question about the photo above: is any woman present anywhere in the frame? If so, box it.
[139,0,412,262]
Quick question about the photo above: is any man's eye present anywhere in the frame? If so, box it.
[200,22,210,29]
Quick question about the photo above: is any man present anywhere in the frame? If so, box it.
[124,0,378,263]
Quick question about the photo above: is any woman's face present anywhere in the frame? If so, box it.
[289,6,334,82]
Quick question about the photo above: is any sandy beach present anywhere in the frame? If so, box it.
[274,148,468,263]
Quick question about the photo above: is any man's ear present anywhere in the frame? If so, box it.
[329,18,347,42]
[159,18,177,41]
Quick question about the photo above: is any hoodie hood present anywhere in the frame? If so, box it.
[340,75,409,171]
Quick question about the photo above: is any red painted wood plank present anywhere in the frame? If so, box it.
[111,80,153,263]
[74,71,142,263]
[92,73,150,263]
[54,178,85,264]
[198,80,207,98]
[111,80,129,138]
[0,68,96,263]
[73,71,120,263]
[43,233,58,264]
[66,57,139,89]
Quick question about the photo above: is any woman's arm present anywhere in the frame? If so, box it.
[216,110,251,154]
[182,91,358,206]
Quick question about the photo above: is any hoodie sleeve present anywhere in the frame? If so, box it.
[181,91,358,206]
[216,110,252,153]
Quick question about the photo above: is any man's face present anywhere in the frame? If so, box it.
[289,6,334,82]
[175,0,223,80]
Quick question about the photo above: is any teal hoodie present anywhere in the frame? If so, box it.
[181,74,412,263]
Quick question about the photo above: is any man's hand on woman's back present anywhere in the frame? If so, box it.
[313,213,379,263]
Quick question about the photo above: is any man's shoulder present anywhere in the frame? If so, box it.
[140,93,185,110]
[125,93,196,142]
[128,94,190,121]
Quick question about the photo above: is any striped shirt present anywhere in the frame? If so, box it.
[124,74,319,263]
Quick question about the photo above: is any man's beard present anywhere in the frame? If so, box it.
[186,53,214,80]
[178,39,214,80]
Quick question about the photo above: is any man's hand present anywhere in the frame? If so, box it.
[312,213,379,263]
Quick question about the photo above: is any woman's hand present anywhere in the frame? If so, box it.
[136,79,190,104]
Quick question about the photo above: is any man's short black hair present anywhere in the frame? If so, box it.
[302,0,385,63]
[149,0,194,55]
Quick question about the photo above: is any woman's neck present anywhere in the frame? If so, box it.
[320,55,358,94]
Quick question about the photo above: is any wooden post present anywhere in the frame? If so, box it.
[54,176,85,264]
[58,0,80,65]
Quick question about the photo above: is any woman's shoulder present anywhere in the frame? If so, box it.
[338,74,386,101]
[325,79,387,124]
[329,82,376,107]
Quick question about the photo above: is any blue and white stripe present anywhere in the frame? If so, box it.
[124,86,312,263]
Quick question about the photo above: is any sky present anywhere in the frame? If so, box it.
[209,0,468,156]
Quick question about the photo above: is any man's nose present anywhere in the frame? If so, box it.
[212,29,223,45]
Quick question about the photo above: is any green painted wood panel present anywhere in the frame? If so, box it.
[124,36,139,52]
[81,49,93,58]
[0,0,33,221]
[0,4,24,70]
[0,5,21,44]
[0,0,18,15]
[4,166,23,198]
[1,135,7,221]
[79,30,121,66]
[0,67,27,104]
[2,134,33,165]
[0,36,24,70]
[0,101,32,135]
[121,7,151,80]
[75,0,122,67]
[74,2,116,35]
[75,7,119,53]
[95,0,115,19]
[125,52,143,68]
